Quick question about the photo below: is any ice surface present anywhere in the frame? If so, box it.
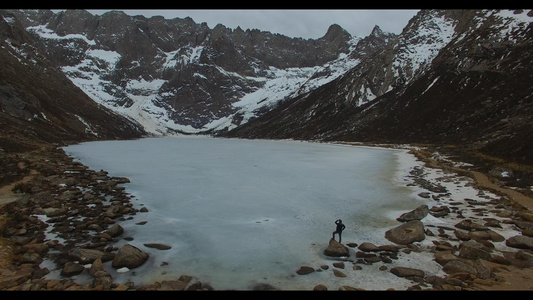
[62,137,429,290]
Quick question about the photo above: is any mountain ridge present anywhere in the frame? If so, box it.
[0,10,145,153]
[223,9,533,166]
[8,9,377,134]
[2,9,533,167]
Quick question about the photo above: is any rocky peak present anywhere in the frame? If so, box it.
[320,23,351,42]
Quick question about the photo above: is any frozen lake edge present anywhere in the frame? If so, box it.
[52,137,533,291]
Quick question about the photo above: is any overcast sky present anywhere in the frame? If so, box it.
[86,9,419,39]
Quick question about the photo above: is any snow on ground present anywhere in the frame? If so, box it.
[42,138,530,290]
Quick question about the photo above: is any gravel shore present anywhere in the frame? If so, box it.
[1,143,533,291]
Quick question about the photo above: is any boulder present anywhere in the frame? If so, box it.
[104,223,124,238]
[60,261,85,277]
[442,259,477,275]
[434,250,457,266]
[397,205,429,222]
[112,244,149,269]
[333,269,347,277]
[144,243,171,250]
[89,258,106,276]
[69,248,115,264]
[455,220,488,231]
[506,235,533,250]
[458,240,492,260]
[313,284,328,291]
[159,280,188,291]
[390,266,425,278]
[296,266,315,275]
[429,205,450,217]
[358,242,379,252]
[385,220,425,245]
[324,238,350,257]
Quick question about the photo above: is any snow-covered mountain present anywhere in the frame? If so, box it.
[225,9,533,165]
[9,9,372,135]
[2,9,532,165]
[0,11,145,151]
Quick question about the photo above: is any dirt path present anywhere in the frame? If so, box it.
[411,147,533,213]
[0,166,38,207]
[469,170,533,211]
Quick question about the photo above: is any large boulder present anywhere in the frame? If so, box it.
[69,248,115,264]
[323,238,350,257]
[112,244,149,269]
[506,235,533,250]
[396,205,429,222]
[458,240,492,260]
[390,266,425,278]
[60,261,85,276]
[385,220,425,245]
[104,223,124,238]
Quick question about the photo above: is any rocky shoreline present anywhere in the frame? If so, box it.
[1,144,533,291]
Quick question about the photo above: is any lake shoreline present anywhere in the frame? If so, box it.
[1,139,533,290]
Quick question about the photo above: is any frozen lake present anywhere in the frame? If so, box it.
[63,136,427,290]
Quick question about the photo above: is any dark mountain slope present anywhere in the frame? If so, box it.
[0,11,145,153]
[224,9,533,166]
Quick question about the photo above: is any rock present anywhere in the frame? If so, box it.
[112,244,149,269]
[144,243,171,250]
[61,261,85,276]
[89,258,106,276]
[506,235,533,250]
[333,269,347,277]
[68,248,115,264]
[418,192,431,199]
[397,205,429,222]
[390,267,425,278]
[159,280,187,291]
[313,284,328,291]
[458,240,492,260]
[358,242,379,252]
[434,250,458,266]
[251,283,277,291]
[104,223,124,238]
[323,238,350,257]
[385,220,425,245]
[338,286,360,291]
[378,244,401,252]
[429,205,450,217]
[514,251,533,268]
[296,266,315,275]
[455,220,488,231]
[92,270,113,290]
[442,260,477,275]
[454,230,471,241]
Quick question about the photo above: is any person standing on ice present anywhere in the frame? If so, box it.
[332,219,346,243]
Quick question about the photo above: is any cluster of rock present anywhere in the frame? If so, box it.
[2,146,533,291]
[0,147,206,290]
[295,168,533,291]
